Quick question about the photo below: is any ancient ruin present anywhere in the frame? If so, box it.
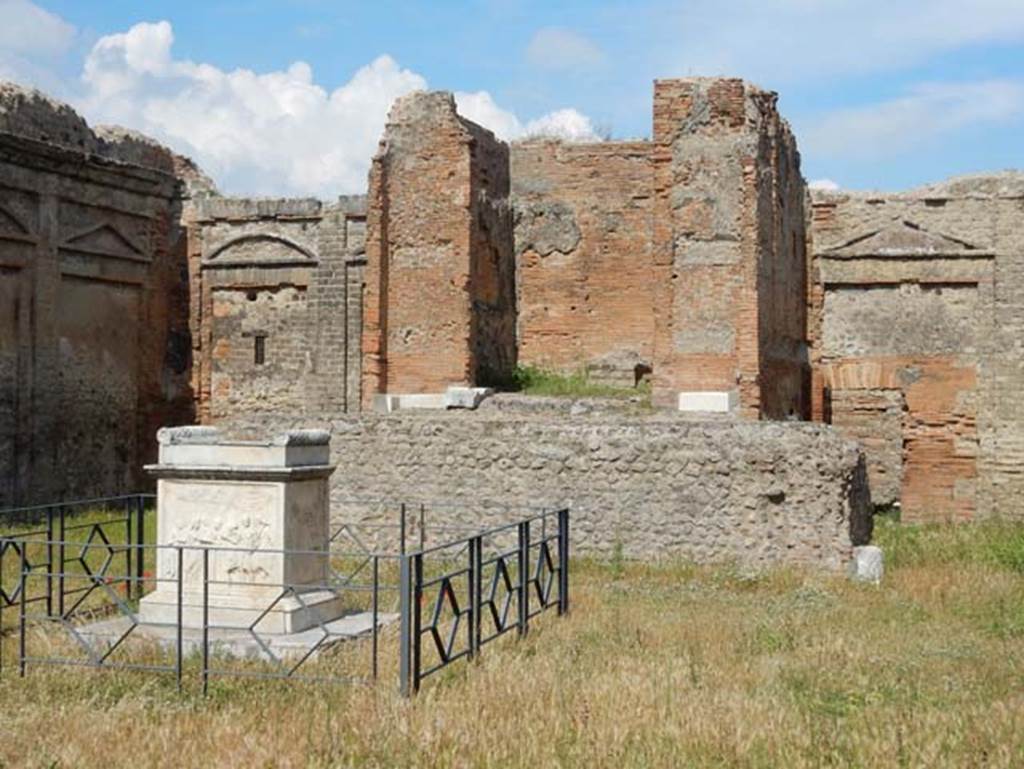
[809,177,1024,522]
[1,70,1021,558]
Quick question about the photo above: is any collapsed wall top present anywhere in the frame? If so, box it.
[0,80,215,194]
[651,77,808,418]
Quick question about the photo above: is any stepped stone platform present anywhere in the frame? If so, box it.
[76,610,398,660]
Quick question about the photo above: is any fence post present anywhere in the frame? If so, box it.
[518,520,530,637]
[57,506,66,618]
[412,553,422,694]
[175,546,183,693]
[399,554,411,696]
[201,547,209,696]
[400,503,407,556]
[371,556,379,681]
[468,535,481,659]
[46,506,54,617]
[19,544,27,677]
[123,500,133,602]
[558,509,570,616]
[134,496,146,601]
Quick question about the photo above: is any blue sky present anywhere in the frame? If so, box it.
[2,0,1023,196]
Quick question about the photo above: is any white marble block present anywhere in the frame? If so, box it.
[677,390,739,413]
[849,545,884,584]
[139,426,344,634]
[443,386,493,410]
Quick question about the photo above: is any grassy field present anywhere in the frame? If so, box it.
[1,518,1023,768]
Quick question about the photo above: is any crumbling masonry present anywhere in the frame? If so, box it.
[1,74,1021,540]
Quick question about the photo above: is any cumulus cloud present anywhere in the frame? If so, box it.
[68,19,597,195]
[525,27,605,72]
[803,80,1024,160]
[76,21,426,195]
[455,91,598,142]
[808,179,840,191]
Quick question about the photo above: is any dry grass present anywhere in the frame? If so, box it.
[1,519,1023,768]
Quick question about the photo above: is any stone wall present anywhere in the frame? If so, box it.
[362,92,515,405]
[651,79,808,417]
[222,404,871,571]
[0,84,200,506]
[808,173,1024,521]
[191,196,366,421]
[511,140,654,385]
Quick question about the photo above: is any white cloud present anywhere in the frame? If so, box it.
[523,108,598,141]
[663,0,1024,84]
[67,19,597,195]
[455,91,598,142]
[525,27,605,72]
[803,80,1024,160]
[454,90,524,139]
[808,179,840,191]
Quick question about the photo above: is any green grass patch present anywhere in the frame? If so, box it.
[874,516,1024,574]
[499,363,651,401]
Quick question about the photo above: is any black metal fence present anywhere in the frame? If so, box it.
[0,495,152,616]
[400,509,569,695]
[0,496,569,696]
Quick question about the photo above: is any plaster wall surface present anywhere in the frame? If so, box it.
[0,84,197,506]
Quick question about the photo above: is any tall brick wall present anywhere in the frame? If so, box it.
[651,79,807,417]
[191,196,366,421]
[362,92,515,405]
[0,84,198,506]
[808,174,1024,521]
[511,140,654,384]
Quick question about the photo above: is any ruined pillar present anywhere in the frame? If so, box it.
[651,78,807,418]
[362,92,515,408]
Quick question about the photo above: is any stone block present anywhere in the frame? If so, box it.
[140,426,342,634]
[373,393,450,412]
[444,386,493,410]
[849,545,884,584]
[678,390,739,413]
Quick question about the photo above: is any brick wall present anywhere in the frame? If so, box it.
[362,92,515,405]
[191,196,366,421]
[808,175,1024,521]
[651,79,807,416]
[511,140,654,384]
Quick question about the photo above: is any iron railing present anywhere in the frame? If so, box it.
[0,494,153,615]
[0,497,569,695]
[399,508,569,695]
